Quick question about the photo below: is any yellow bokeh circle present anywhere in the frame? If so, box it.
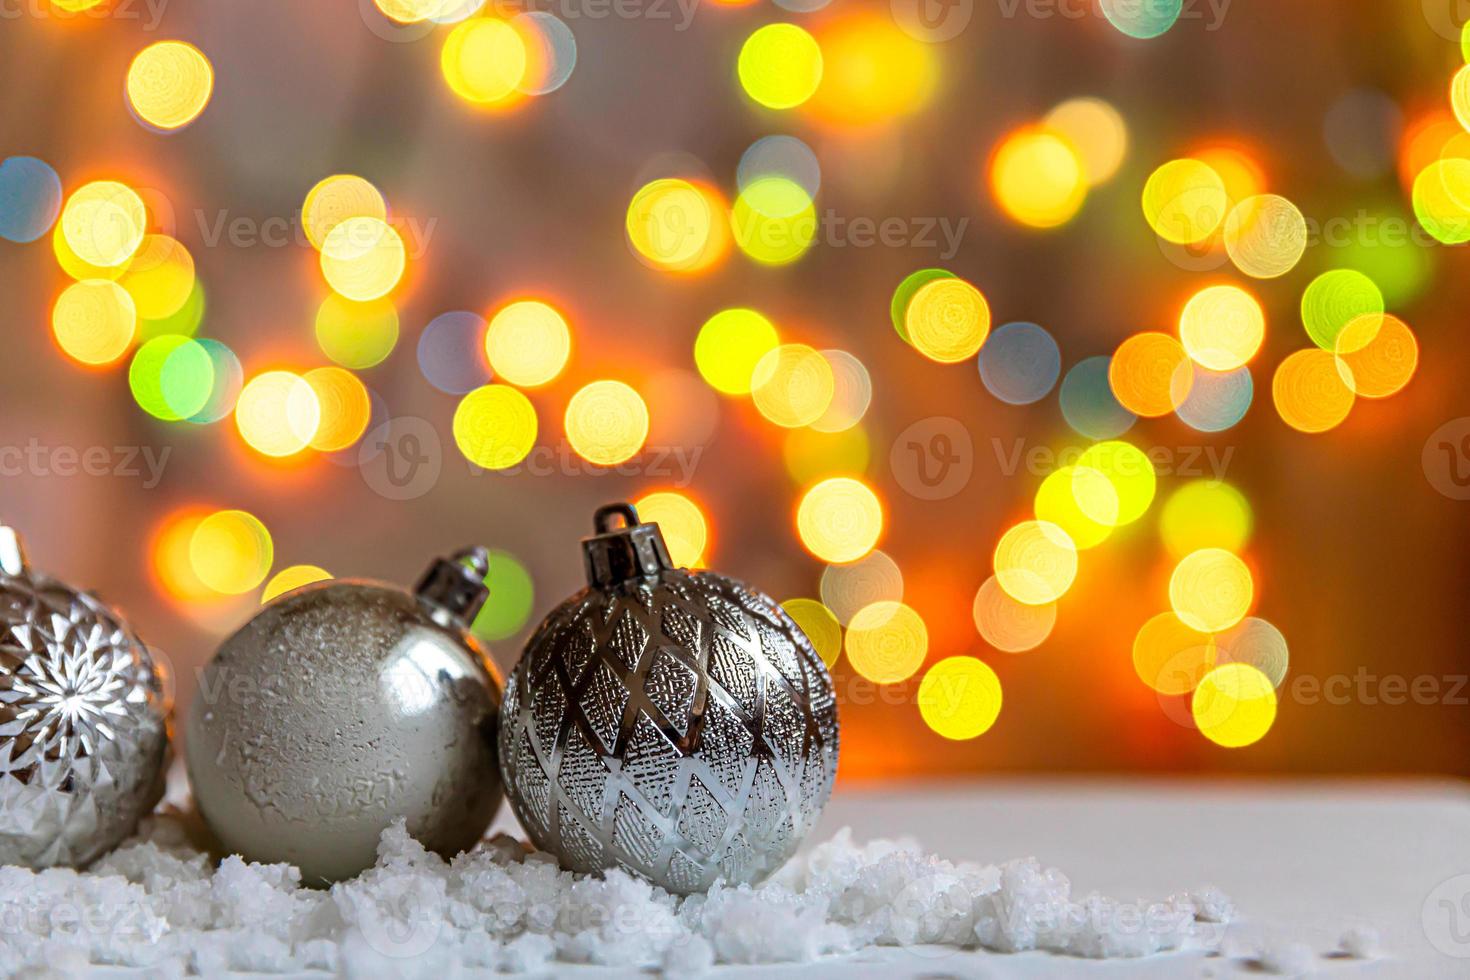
[320,217,407,301]
[119,234,195,320]
[126,41,214,132]
[1044,97,1128,186]
[737,23,823,110]
[1178,284,1265,371]
[1109,331,1194,417]
[61,180,147,269]
[189,510,274,596]
[1033,464,1118,550]
[751,342,835,427]
[1169,547,1253,633]
[441,17,528,106]
[731,176,816,266]
[1192,663,1277,748]
[796,476,883,564]
[565,380,649,466]
[918,656,1003,741]
[695,308,779,396]
[904,277,992,363]
[1222,194,1308,279]
[486,299,572,388]
[1133,611,1216,695]
[781,598,842,668]
[626,178,729,273]
[262,564,332,604]
[972,575,1056,653]
[304,366,371,453]
[1142,158,1227,245]
[303,175,387,252]
[989,129,1088,229]
[993,520,1078,606]
[634,491,708,567]
[845,600,926,684]
[52,279,137,367]
[235,371,322,458]
[1272,348,1354,434]
[1334,313,1418,400]
[453,384,538,469]
[1077,440,1156,526]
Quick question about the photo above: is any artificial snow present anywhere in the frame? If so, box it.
[0,817,1235,975]
[1338,925,1382,960]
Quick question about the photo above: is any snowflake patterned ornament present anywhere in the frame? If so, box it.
[0,525,170,868]
[499,502,839,895]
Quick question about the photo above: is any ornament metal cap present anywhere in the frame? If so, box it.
[582,502,674,588]
[0,525,28,577]
[415,546,492,624]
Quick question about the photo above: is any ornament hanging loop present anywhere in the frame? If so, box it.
[583,501,673,588]
[594,502,641,533]
[0,525,28,577]
[415,545,492,626]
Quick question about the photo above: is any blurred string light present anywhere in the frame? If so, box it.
[1412,158,1470,245]
[119,235,195,320]
[979,321,1061,405]
[972,575,1055,653]
[1169,547,1254,633]
[738,135,821,197]
[130,336,215,421]
[1133,611,1215,695]
[0,156,62,243]
[634,491,708,567]
[810,350,872,432]
[1216,617,1289,689]
[1192,663,1276,748]
[804,12,936,128]
[317,295,399,369]
[1160,480,1253,559]
[441,16,528,107]
[54,222,127,282]
[262,564,331,603]
[1059,356,1136,440]
[695,307,779,395]
[52,280,136,367]
[820,549,902,624]
[844,600,926,684]
[781,598,841,668]
[1222,194,1308,278]
[1174,364,1253,433]
[1077,440,1155,525]
[1109,331,1193,417]
[514,12,577,96]
[783,425,869,485]
[188,339,243,425]
[1397,110,1468,192]
[302,175,387,251]
[904,276,991,362]
[485,299,571,387]
[1300,269,1383,351]
[151,508,218,603]
[1452,64,1470,133]
[731,176,817,265]
[1043,97,1128,186]
[304,366,371,452]
[564,380,649,465]
[626,177,730,273]
[453,384,537,469]
[1195,145,1266,210]
[138,280,205,343]
[235,370,321,457]
[1101,0,1182,38]
[1272,348,1354,433]
[126,41,214,132]
[189,509,273,595]
[62,180,146,269]
[320,217,406,301]
[471,549,536,642]
[1142,158,1226,245]
[918,657,1003,740]
[418,311,492,394]
[752,342,834,426]
[889,267,953,342]
[796,476,883,564]
[737,23,823,110]
[989,128,1087,229]
[1033,465,1118,550]
[373,0,457,24]
[1334,313,1418,398]
[993,520,1078,605]
[1178,284,1264,371]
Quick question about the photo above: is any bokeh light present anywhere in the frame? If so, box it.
[1142,158,1227,245]
[418,310,492,394]
[302,175,387,251]
[130,336,215,421]
[1412,158,1470,245]
[890,267,954,343]
[139,281,207,344]
[441,16,528,106]
[52,280,137,367]
[1109,331,1194,417]
[1160,480,1253,559]
[126,41,214,132]
[304,366,371,452]
[320,216,406,301]
[626,178,729,273]
[1060,356,1136,440]
[972,574,1056,653]
[262,565,331,604]
[820,549,902,625]
[738,135,821,197]
[796,476,883,564]
[695,307,780,396]
[1223,194,1308,279]
[989,128,1087,229]
[1174,364,1253,433]
[1044,97,1128,186]
[188,339,243,425]
[1216,617,1289,689]
[1301,269,1384,352]
[979,321,1061,405]
[486,299,571,388]
[845,600,926,684]
[1334,313,1418,399]
[1077,440,1156,525]
[1101,0,1182,38]
[61,180,146,269]
[470,549,536,642]
[905,276,991,363]
[1034,465,1119,550]
[235,370,321,457]
[634,491,708,567]
[190,509,274,596]
[752,342,835,427]
[1192,663,1277,748]
[731,176,817,265]
[737,23,823,110]
[151,508,216,603]
[316,295,400,370]
[565,380,648,466]
[1133,611,1216,695]
[0,156,62,243]
[514,11,577,95]
[781,598,842,668]
[453,384,537,469]
[806,12,935,128]
[118,234,195,320]
[1453,64,1470,134]
[1272,348,1355,433]
[918,657,1003,741]
[811,350,872,432]
[1169,547,1254,633]
[1178,284,1264,371]
[993,520,1078,606]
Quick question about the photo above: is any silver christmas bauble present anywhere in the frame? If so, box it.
[185,549,503,884]
[499,503,839,895]
[0,526,170,869]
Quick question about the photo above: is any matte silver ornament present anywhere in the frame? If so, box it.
[499,503,839,895]
[185,549,503,885]
[0,525,170,869]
